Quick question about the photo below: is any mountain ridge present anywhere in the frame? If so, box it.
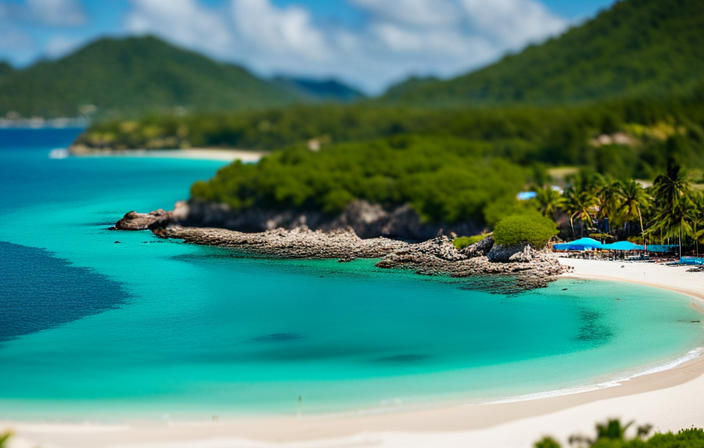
[381,0,704,106]
[0,36,360,118]
[273,76,366,103]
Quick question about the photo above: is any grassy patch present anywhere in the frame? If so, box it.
[452,234,490,250]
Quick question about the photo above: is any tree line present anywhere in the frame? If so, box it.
[532,164,704,257]
[76,87,704,180]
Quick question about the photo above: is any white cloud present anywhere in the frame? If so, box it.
[26,0,88,26]
[349,0,460,27]
[230,0,330,61]
[45,34,83,58]
[459,0,567,48]
[0,23,34,50]
[114,0,570,93]
[125,0,232,55]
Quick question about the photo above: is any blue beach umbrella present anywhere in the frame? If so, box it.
[554,238,604,251]
[601,241,645,251]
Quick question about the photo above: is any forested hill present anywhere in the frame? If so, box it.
[273,77,366,103]
[0,62,13,80]
[0,36,305,118]
[382,0,704,107]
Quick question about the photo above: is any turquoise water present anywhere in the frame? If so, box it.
[1,130,703,422]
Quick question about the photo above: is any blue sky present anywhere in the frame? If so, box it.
[0,0,616,92]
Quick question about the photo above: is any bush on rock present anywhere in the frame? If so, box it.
[493,214,558,249]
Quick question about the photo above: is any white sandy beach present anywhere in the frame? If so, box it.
[3,259,704,448]
[68,148,267,163]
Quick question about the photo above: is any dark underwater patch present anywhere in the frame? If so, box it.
[374,354,430,363]
[575,308,613,343]
[249,333,303,343]
[0,241,129,343]
[172,250,272,263]
[458,276,525,295]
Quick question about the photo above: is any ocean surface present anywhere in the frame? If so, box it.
[0,129,703,422]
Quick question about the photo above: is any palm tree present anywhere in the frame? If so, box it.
[533,185,564,219]
[616,179,651,244]
[596,178,622,234]
[563,185,598,237]
[652,164,693,259]
[691,191,704,257]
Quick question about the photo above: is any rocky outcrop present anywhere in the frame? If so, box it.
[179,199,482,241]
[376,236,569,291]
[153,225,409,259]
[487,243,553,263]
[488,243,528,262]
[113,209,173,230]
[115,209,570,292]
[461,236,494,258]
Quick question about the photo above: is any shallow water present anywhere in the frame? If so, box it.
[0,129,702,421]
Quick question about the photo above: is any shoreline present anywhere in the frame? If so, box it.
[68,147,268,163]
[2,260,704,447]
[559,257,704,303]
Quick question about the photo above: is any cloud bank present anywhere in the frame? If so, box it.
[2,0,570,92]
[123,0,568,92]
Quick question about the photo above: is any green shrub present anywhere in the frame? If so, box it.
[0,432,11,448]
[493,214,558,249]
[452,234,489,250]
[534,437,561,448]
[534,419,704,448]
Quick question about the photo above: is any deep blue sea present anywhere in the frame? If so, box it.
[1,129,703,422]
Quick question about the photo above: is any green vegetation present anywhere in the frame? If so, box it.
[535,419,704,448]
[0,36,362,119]
[537,164,704,257]
[452,234,490,250]
[0,62,13,80]
[651,165,703,257]
[77,90,704,179]
[0,432,10,448]
[493,215,559,249]
[191,135,532,225]
[67,0,704,234]
[384,0,704,107]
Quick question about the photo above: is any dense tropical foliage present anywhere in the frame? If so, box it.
[532,164,704,257]
[535,419,704,448]
[76,90,704,180]
[191,136,532,225]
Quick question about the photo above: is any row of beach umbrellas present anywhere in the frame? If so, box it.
[553,238,677,252]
